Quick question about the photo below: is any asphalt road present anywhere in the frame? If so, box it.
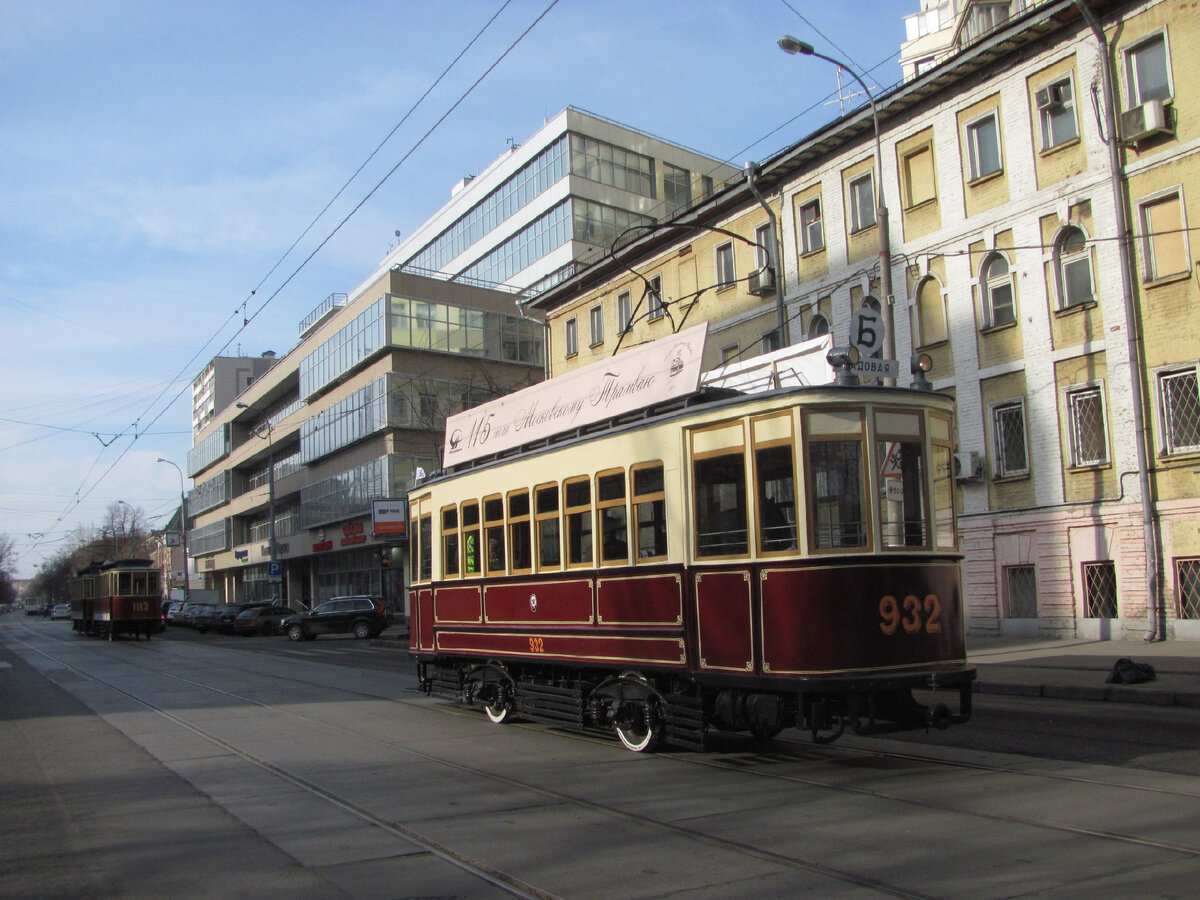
[5,616,1200,898]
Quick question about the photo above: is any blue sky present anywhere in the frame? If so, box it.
[0,0,916,578]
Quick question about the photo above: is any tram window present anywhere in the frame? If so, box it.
[484,495,505,575]
[442,506,460,577]
[596,470,628,565]
[535,483,561,569]
[410,512,420,579]
[508,490,532,573]
[462,501,481,575]
[809,440,866,549]
[419,514,433,580]
[564,477,593,566]
[694,453,749,557]
[632,463,667,560]
[877,439,928,548]
[756,445,797,552]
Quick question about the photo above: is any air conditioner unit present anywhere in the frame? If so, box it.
[1120,99,1171,143]
[747,266,776,296]
[954,451,984,481]
[1034,87,1060,110]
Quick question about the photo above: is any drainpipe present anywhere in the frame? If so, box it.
[744,163,789,349]
[1073,0,1164,640]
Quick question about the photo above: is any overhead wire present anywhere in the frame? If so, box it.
[24,0,560,561]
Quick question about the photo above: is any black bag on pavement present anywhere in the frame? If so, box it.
[1105,657,1157,685]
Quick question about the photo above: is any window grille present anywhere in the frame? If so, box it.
[1160,368,1200,454]
[1083,561,1118,618]
[1067,387,1108,466]
[1177,558,1200,620]
[1005,565,1038,618]
[992,401,1028,476]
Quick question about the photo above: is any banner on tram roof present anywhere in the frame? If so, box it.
[443,324,708,467]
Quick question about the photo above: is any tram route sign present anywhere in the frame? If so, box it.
[443,324,708,466]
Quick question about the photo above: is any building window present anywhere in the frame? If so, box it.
[715,242,736,290]
[807,313,830,339]
[1176,558,1200,619]
[664,163,691,215]
[588,305,604,346]
[646,275,664,321]
[799,198,824,253]
[564,316,578,357]
[1124,31,1172,106]
[617,290,632,334]
[966,111,1002,181]
[992,399,1028,477]
[1004,565,1038,618]
[1055,226,1094,308]
[902,145,936,208]
[720,343,739,365]
[1083,560,1118,618]
[981,252,1016,327]
[915,276,947,347]
[1138,191,1190,282]
[1036,76,1078,150]
[761,329,781,353]
[849,172,876,232]
[755,223,774,270]
[1067,385,1108,467]
[1159,367,1200,455]
[701,174,714,199]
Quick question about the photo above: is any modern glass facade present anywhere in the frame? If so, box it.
[189,519,230,556]
[188,424,231,477]
[300,295,544,401]
[406,136,570,274]
[570,134,655,197]
[301,371,501,466]
[299,454,434,532]
[189,470,231,516]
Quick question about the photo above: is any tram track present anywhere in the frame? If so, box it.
[9,623,1200,897]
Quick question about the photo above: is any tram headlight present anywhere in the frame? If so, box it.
[827,346,860,386]
[910,353,933,391]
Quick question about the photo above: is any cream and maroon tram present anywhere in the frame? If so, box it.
[408,334,973,751]
[70,558,162,640]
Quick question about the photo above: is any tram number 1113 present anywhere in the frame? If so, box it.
[879,594,942,635]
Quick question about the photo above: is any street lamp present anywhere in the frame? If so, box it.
[778,35,896,384]
[155,458,191,604]
[236,402,278,596]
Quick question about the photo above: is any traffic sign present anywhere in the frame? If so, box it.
[850,306,884,357]
[268,560,282,581]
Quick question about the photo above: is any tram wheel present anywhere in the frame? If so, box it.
[812,713,845,745]
[483,697,512,724]
[615,701,662,753]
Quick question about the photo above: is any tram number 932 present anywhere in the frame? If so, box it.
[879,594,942,636]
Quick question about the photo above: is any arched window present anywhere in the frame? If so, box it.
[981,253,1015,328]
[1054,226,1093,309]
[807,313,830,339]
[915,276,948,346]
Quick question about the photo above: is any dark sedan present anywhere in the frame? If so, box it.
[233,604,293,636]
[211,601,271,634]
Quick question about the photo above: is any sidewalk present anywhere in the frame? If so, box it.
[967,635,1200,709]
[375,626,1199,709]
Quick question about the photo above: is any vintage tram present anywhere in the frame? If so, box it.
[69,558,162,640]
[408,333,974,751]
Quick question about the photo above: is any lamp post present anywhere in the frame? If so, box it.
[236,402,278,596]
[778,35,895,384]
[155,458,190,604]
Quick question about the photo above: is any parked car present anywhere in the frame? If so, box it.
[180,601,217,629]
[282,596,389,641]
[50,603,71,620]
[164,601,186,624]
[233,604,293,637]
[211,601,270,634]
[191,605,220,633]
